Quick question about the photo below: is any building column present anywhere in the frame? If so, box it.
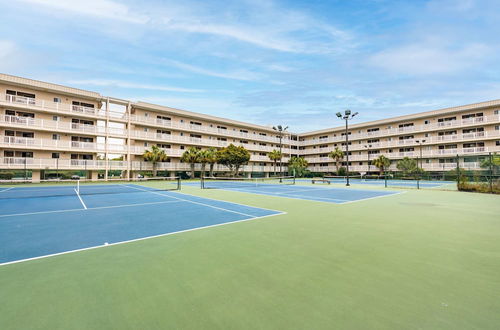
[90,171,99,181]
[32,170,41,183]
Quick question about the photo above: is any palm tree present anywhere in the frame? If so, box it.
[329,147,344,174]
[268,149,282,176]
[205,147,218,177]
[181,147,200,179]
[143,145,168,177]
[372,155,391,176]
[198,149,212,178]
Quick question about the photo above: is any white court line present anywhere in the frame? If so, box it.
[0,187,14,193]
[339,191,407,205]
[206,186,403,205]
[123,184,260,218]
[171,190,285,214]
[74,189,87,210]
[0,211,285,267]
[0,200,183,218]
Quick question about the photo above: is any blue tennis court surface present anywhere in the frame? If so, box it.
[0,184,283,265]
[188,181,400,204]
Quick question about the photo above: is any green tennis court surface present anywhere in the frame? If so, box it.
[1,183,499,329]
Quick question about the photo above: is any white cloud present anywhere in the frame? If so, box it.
[369,42,490,75]
[0,40,16,60]
[67,79,204,93]
[163,59,263,81]
[18,0,148,23]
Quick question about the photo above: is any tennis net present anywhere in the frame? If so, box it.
[0,177,181,199]
[201,176,295,189]
[323,175,363,183]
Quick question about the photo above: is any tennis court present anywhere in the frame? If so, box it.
[194,177,401,203]
[0,180,283,265]
[303,176,455,188]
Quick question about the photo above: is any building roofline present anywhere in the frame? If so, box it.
[0,73,102,100]
[301,99,500,136]
[1,73,498,136]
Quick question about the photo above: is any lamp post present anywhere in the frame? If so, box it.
[364,144,372,174]
[336,110,358,186]
[273,125,288,181]
[415,139,426,168]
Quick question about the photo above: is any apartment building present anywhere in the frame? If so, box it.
[0,73,499,180]
[301,101,500,173]
[0,74,294,180]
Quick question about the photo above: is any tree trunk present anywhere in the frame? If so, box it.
[335,161,339,174]
[273,160,277,176]
[190,163,195,179]
[201,163,206,178]
[209,163,214,177]
[153,162,157,177]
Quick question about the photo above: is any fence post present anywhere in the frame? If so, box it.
[456,154,460,189]
[489,152,493,193]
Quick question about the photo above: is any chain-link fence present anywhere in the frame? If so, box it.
[455,152,499,194]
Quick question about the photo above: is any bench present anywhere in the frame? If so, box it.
[312,178,330,184]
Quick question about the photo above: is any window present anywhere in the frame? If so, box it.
[180,146,185,150]
[52,134,60,140]
[53,116,59,121]
[144,113,149,117]
[495,125,499,130]
[7,90,36,98]
[424,120,430,124]
[494,110,499,115]
[72,101,94,108]
[190,121,202,126]
[54,97,61,103]
[144,142,148,147]
[496,141,500,146]
[144,128,148,132]
[52,153,60,159]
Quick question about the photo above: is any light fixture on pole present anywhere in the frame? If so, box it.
[336,110,358,186]
[415,139,426,168]
[364,144,372,174]
[273,125,288,182]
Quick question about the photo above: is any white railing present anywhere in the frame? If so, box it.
[1,115,127,136]
[129,113,287,145]
[1,93,128,121]
[298,115,500,146]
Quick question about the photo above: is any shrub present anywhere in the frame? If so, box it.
[0,172,14,180]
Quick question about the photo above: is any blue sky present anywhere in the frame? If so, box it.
[0,0,499,132]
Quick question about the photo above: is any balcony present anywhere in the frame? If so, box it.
[462,147,486,153]
[461,117,485,125]
[1,93,127,121]
[71,105,96,115]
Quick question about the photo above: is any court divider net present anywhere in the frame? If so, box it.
[0,177,181,199]
[201,176,295,189]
